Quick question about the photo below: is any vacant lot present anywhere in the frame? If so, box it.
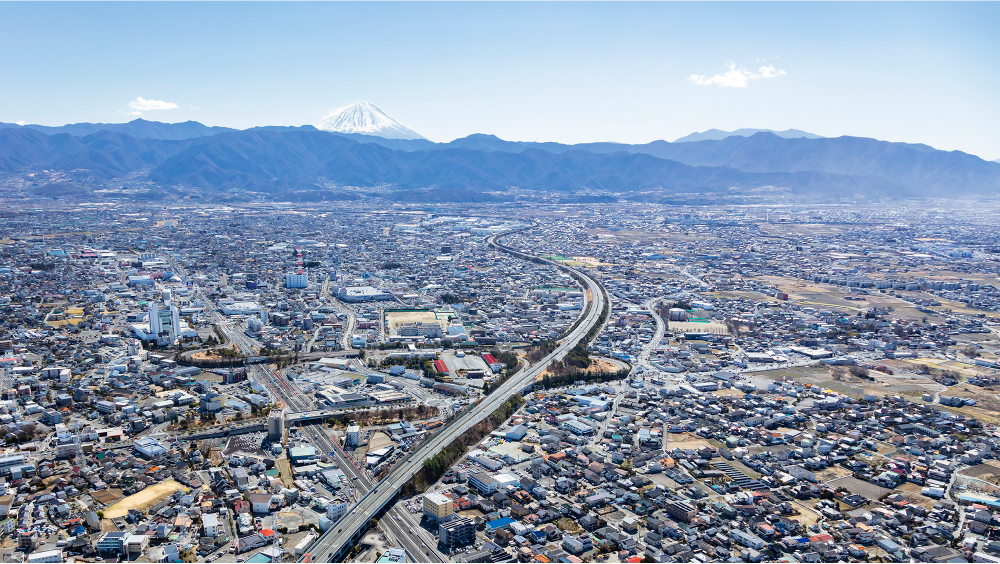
[91,489,125,506]
[104,479,189,518]
[827,476,891,500]
[893,485,940,510]
[960,462,1000,484]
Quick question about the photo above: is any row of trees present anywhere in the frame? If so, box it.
[400,395,525,495]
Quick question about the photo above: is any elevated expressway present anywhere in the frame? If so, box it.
[301,231,609,563]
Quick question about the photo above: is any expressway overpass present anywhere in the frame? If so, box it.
[300,233,608,563]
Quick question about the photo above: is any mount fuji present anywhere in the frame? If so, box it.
[317,102,425,140]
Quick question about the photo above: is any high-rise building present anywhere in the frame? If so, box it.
[287,245,309,288]
[148,290,181,347]
[267,413,284,443]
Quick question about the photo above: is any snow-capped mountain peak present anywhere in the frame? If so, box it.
[317,102,425,140]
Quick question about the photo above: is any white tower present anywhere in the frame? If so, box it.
[148,290,181,346]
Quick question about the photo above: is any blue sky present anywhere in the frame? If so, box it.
[1,2,997,159]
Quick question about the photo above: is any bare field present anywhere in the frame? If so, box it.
[665,435,712,450]
[827,476,891,500]
[538,357,622,379]
[104,479,189,518]
[667,321,729,335]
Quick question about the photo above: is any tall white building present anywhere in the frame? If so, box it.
[286,272,309,289]
[346,423,360,447]
[54,423,78,458]
[148,290,181,347]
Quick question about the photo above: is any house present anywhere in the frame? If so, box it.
[250,493,274,514]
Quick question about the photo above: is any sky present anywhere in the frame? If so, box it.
[0,2,998,159]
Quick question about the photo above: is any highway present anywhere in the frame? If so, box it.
[636,298,666,375]
[300,422,448,562]
[300,232,608,563]
[219,314,440,559]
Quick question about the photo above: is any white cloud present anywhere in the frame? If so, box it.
[690,61,787,88]
[16,121,26,126]
[128,97,178,111]
[128,111,143,116]
[758,65,787,79]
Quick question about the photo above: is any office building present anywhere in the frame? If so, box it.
[439,517,474,547]
[422,492,454,523]
[267,413,284,443]
[286,272,309,289]
[148,291,181,347]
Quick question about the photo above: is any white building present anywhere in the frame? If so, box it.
[134,437,167,458]
[203,513,219,537]
[333,286,392,302]
[149,292,181,346]
[131,289,197,346]
[326,501,348,522]
[346,424,360,447]
[286,272,309,289]
[54,424,78,458]
[26,550,63,563]
[219,301,268,323]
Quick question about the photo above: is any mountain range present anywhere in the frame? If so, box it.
[0,118,235,140]
[1,116,998,203]
[673,128,822,142]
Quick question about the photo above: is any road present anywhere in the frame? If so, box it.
[636,298,666,375]
[301,233,608,563]
[320,276,358,351]
[217,320,314,412]
[302,422,448,562]
[220,314,436,559]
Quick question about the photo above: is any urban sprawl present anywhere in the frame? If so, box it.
[3,203,1000,564]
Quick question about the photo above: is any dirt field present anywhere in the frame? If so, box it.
[892,485,940,510]
[368,431,393,452]
[664,432,711,450]
[276,458,294,488]
[91,489,125,506]
[537,357,623,379]
[814,466,854,482]
[827,476,891,500]
[384,310,445,330]
[960,461,1000,485]
[104,479,189,518]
